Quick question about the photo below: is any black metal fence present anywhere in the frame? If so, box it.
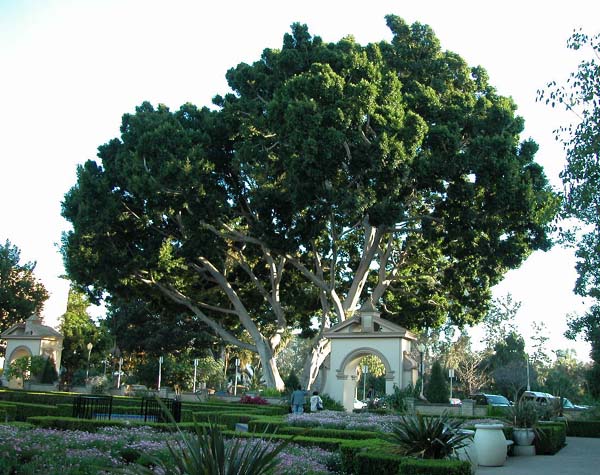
[141,396,182,423]
[72,395,113,420]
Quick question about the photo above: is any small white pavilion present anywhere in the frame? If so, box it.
[1,314,63,388]
[319,302,418,411]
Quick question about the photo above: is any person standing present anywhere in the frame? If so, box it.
[290,385,306,414]
[310,391,323,412]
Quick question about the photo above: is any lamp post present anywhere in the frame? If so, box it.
[193,358,199,393]
[158,356,163,391]
[85,342,93,382]
[526,354,531,391]
[449,368,455,399]
[117,357,123,389]
[417,343,425,399]
[362,365,368,400]
[234,358,240,396]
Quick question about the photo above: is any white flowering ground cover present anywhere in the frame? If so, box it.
[0,424,341,474]
[287,410,405,433]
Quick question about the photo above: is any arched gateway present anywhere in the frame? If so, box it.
[319,302,418,411]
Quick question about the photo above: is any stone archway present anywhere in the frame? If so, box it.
[320,302,417,411]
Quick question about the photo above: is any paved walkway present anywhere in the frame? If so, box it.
[477,437,600,475]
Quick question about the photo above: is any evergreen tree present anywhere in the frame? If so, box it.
[425,360,450,403]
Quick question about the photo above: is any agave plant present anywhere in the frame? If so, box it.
[387,412,472,459]
[113,398,288,475]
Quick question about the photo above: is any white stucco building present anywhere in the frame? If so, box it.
[319,302,418,411]
[1,314,63,387]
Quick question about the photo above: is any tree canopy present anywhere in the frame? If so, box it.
[0,239,48,335]
[539,29,600,394]
[62,16,558,389]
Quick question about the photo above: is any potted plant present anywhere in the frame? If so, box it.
[508,399,539,446]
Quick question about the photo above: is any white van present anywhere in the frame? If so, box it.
[522,391,554,405]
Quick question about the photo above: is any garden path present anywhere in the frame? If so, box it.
[477,437,600,475]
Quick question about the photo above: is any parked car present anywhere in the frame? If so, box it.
[522,391,555,405]
[470,393,512,406]
[354,398,367,410]
[449,397,462,406]
[560,397,589,410]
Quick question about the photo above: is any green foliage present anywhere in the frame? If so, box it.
[380,384,416,412]
[58,286,112,385]
[5,356,31,381]
[425,361,449,403]
[506,400,539,428]
[387,413,472,459]
[320,393,345,411]
[398,457,471,475]
[40,356,59,383]
[111,420,289,475]
[540,30,600,383]
[0,239,48,332]
[62,17,558,391]
[283,372,300,394]
[566,420,600,437]
[535,422,566,454]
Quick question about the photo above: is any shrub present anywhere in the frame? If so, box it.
[398,458,471,474]
[240,395,269,405]
[566,420,600,437]
[535,422,566,454]
[284,372,300,394]
[506,400,539,428]
[425,361,449,403]
[320,393,345,411]
[108,420,290,475]
[387,413,471,459]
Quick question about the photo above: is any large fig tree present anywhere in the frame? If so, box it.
[62,16,557,389]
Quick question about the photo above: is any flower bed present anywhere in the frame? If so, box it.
[287,409,405,433]
[0,424,340,474]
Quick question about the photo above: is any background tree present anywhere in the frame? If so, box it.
[539,29,600,397]
[0,239,48,340]
[544,349,587,400]
[58,286,111,384]
[62,17,558,389]
[481,294,520,351]
[445,334,490,397]
[425,360,450,403]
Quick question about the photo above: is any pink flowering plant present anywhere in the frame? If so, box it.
[287,409,404,433]
[0,424,339,474]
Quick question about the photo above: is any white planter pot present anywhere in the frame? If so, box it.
[513,427,535,446]
[474,423,507,467]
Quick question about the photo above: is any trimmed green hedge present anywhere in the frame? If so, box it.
[186,401,288,416]
[244,415,286,433]
[26,415,221,432]
[354,449,405,475]
[0,403,18,421]
[398,458,471,475]
[277,426,381,440]
[535,422,566,454]
[566,420,600,438]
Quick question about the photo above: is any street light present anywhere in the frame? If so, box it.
[158,356,163,391]
[117,357,123,389]
[193,358,199,393]
[416,343,426,399]
[449,368,455,399]
[234,358,240,396]
[86,342,93,382]
[362,365,369,401]
[526,354,531,391]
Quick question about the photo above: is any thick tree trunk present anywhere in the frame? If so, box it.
[256,338,285,390]
[301,337,331,390]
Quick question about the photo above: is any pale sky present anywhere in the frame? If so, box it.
[1,0,597,361]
